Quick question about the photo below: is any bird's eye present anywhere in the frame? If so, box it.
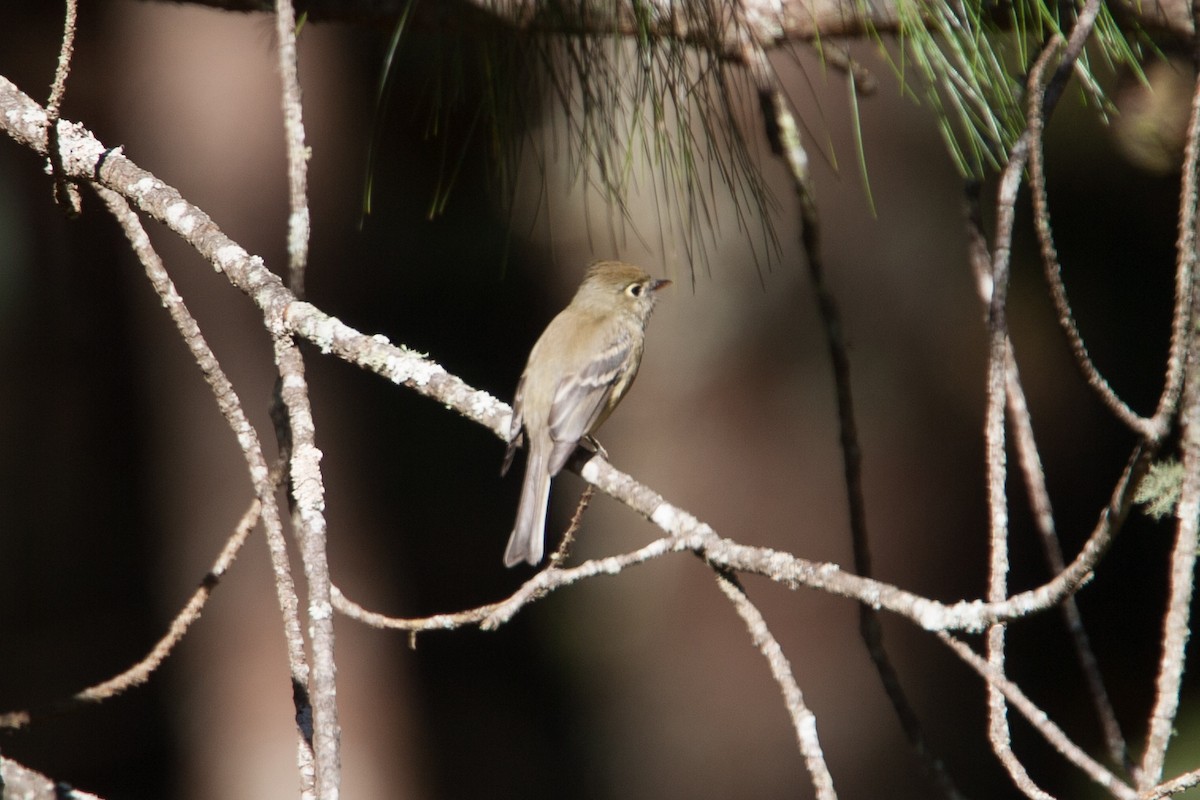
[626,283,643,297]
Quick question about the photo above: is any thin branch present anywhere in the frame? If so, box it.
[45,0,74,114]
[89,182,318,795]
[329,433,1146,642]
[331,529,686,634]
[547,484,595,567]
[274,0,310,295]
[984,142,1020,800]
[984,0,1103,303]
[1141,768,1200,799]
[983,363,1051,795]
[736,11,964,798]
[77,0,1200,46]
[981,39,1063,800]
[939,633,1138,800]
[46,0,80,214]
[274,334,342,800]
[973,3,1121,792]
[1136,9,1200,784]
[271,5,337,794]
[1007,342,1134,778]
[1,756,103,800]
[713,569,837,800]
[74,484,270,703]
[1027,50,1152,436]
[0,480,264,729]
[1148,13,1200,437]
[1139,285,1200,788]
[966,176,1136,786]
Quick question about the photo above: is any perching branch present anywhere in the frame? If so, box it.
[1,70,1153,635]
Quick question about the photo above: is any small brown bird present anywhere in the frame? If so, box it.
[501,260,671,567]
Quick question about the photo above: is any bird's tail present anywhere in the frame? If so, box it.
[504,447,551,567]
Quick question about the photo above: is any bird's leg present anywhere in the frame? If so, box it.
[581,435,609,461]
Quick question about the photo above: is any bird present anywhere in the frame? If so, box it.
[501,260,671,567]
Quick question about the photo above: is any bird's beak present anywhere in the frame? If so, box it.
[651,279,672,293]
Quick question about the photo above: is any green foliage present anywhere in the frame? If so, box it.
[866,0,1148,176]
[362,0,1153,256]
[1135,459,1184,521]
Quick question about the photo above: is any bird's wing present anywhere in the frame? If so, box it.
[500,373,526,476]
[545,327,633,474]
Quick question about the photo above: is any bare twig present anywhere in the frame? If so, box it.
[1007,341,1134,778]
[1139,295,1200,788]
[985,0,1103,302]
[1,756,103,800]
[62,0,1200,47]
[0,479,263,731]
[713,569,837,800]
[90,182,318,794]
[939,633,1138,800]
[73,484,271,703]
[1136,6,1200,785]
[1027,42,1151,437]
[331,529,687,633]
[966,130,1136,791]
[1147,43,1200,437]
[267,19,335,784]
[982,171,1022,797]
[46,0,80,214]
[1141,768,1200,799]
[332,435,1145,638]
[274,0,310,295]
[274,334,341,800]
[548,484,595,567]
[981,39,1065,800]
[972,3,1121,791]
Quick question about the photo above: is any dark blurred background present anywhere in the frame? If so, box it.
[0,2,1193,798]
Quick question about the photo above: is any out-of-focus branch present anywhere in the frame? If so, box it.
[735,3,963,795]
[132,0,1197,45]
[1137,9,1200,789]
